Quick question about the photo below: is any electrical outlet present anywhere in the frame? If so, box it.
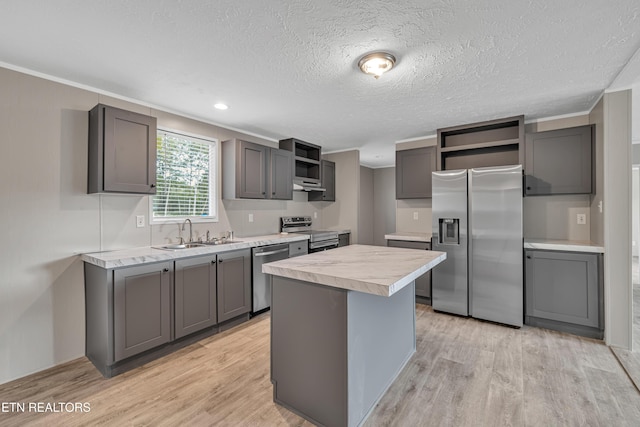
[314,211,318,219]
[577,213,586,225]
[413,212,419,220]
[136,215,145,228]
[248,213,254,223]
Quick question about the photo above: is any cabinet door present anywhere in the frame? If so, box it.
[309,160,336,201]
[270,148,293,200]
[103,105,157,194]
[338,232,350,247]
[525,250,599,327]
[396,147,436,199]
[387,239,431,298]
[217,249,251,322]
[113,262,172,361]
[238,140,268,199]
[525,125,593,195]
[175,256,217,339]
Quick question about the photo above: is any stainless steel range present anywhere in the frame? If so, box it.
[280,216,339,252]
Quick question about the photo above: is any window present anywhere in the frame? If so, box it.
[152,129,217,222]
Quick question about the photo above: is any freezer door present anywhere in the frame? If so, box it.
[431,169,468,316]
[469,165,523,327]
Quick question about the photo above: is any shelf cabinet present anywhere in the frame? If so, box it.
[174,255,218,340]
[308,159,336,201]
[396,147,436,199]
[386,239,432,301]
[222,139,293,200]
[217,248,252,322]
[525,249,603,338]
[437,116,524,171]
[279,138,321,185]
[88,104,157,194]
[524,125,594,195]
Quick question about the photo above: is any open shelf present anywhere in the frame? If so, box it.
[437,115,524,171]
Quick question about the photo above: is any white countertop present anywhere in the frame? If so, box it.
[262,244,446,297]
[524,239,604,253]
[81,233,309,269]
[384,232,432,242]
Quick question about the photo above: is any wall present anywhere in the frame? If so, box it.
[322,150,360,242]
[358,166,374,245]
[0,66,321,384]
[601,90,633,349]
[590,98,606,246]
[393,118,595,241]
[395,137,436,234]
[373,167,396,246]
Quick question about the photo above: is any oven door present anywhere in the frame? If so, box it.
[309,239,339,253]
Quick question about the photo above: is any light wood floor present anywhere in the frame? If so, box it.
[2,305,640,427]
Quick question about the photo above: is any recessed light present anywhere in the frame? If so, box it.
[214,103,229,110]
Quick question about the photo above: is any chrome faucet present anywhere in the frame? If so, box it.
[182,219,193,243]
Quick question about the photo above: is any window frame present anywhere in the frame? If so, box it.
[150,128,219,224]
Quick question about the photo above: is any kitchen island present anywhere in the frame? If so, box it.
[263,244,446,427]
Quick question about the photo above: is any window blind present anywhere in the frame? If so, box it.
[153,130,216,220]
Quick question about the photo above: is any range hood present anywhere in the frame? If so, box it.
[293,180,326,192]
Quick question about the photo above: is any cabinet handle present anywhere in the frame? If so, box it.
[526,187,531,190]
[163,268,169,273]
[150,183,156,188]
[218,259,223,263]
[272,192,276,195]
[211,260,216,265]
[526,255,531,259]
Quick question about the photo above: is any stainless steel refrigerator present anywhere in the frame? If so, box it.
[431,165,523,327]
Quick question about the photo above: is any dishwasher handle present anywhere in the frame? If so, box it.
[254,247,289,257]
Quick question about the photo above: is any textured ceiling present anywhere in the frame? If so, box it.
[1,0,639,167]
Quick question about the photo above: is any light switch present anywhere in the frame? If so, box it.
[248,213,254,223]
[136,215,145,228]
[413,212,419,220]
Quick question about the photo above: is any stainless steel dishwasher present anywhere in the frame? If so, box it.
[251,243,290,315]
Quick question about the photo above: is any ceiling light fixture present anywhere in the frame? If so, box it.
[358,52,396,79]
[214,103,229,110]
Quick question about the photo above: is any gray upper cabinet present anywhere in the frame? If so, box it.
[217,248,252,322]
[525,250,603,337]
[270,148,294,200]
[308,159,336,202]
[113,262,172,362]
[174,255,217,339]
[396,147,436,199]
[524,125,594,195]
[88,104,157,194]
[437,116,524,171]
[222,139,293,200]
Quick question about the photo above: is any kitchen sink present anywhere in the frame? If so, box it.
[155,243,206,250]
[201,240,240,246]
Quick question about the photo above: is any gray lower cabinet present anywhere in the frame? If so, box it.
[174,255,217,340]
[525,249,603,338]
[524,125,593,195]
[338,232,350,247]
[112,262,173,362]
[396,147,436,199]
[387,239,431,301]
[217,248,252,322]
